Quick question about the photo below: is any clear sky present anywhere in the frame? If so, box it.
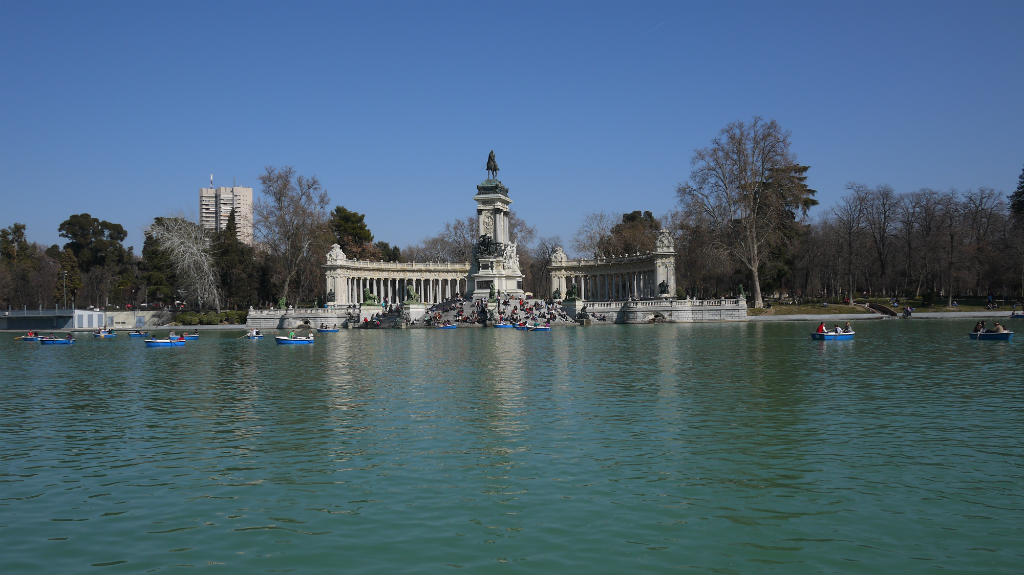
[2,1,1022,255]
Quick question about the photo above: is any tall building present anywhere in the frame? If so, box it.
[199,185,254,245]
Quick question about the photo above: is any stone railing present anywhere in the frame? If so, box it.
[327,260,470,272]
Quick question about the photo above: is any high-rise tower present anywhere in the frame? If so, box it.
[199,183,254,245]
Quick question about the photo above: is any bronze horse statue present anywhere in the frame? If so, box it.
[486,150,499,180]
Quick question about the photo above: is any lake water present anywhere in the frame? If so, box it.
[2,320,1022,573]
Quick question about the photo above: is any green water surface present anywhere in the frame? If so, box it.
[1,320,1022,573]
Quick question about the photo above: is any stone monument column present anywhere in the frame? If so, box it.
[653,229,676,298]
[468,151,525,300]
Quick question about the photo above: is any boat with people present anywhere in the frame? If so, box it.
[182,332,200,340]
[243,329,264,340]
[316,328,339,333]
[812,321,855,340]
[93,329,116,338]
[128,330,148,337]
[145,338,185,347]
[970,321,1013,341]
[528,325,551,331]
[969,331,1014,341]
[811,331,855,341]
[435,324,457,329]
[15,331,40,342]
[275,335,315,344]
[492,323,514,328]
[40,335,75,345]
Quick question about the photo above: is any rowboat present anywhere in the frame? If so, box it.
[316,328,339,333]
[435,324,457,329]
[145,338,185,347]
[128,330,148,337]
[93,330,116,338]
[969,331,1014,341]
[528,325,551,331]
[244,332,263,340]
[40,337,75,345]
[16,335,40,342]
[811,331,855,341]
[183,333,199,340]
[1010,313,1024,319]
[513,325,529,331]
[492,323,514,328]
[275,335,315,344]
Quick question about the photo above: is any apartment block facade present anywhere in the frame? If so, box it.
[199,186,254,245]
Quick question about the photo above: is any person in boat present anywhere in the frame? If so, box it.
[168,330,177,339]
[65,333,73,340]
[990,322,1007,333]
[833,323,843,333]
[973,321,984,333]
[816,321,826,333]
[843,321,852,333]
[289,330,296,338]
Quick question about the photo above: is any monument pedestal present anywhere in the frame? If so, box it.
[403,302,427,323]
[469,177,525,300]
[359,304,382,324]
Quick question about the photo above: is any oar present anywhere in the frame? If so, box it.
[13,335,24,340]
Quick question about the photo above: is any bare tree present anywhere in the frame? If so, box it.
[572,212,616,258]
[861,184,898,295]
[833,186,867,301]
[254,166,330,306]
[676,117,815,307]
[148,217,221,311]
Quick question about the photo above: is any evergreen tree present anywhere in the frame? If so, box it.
[1010,164,1024,221]
[140,218,177,305]
[329,206,375,258]
[213,210,258,308]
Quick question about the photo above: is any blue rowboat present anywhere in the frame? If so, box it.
[275,336,314,344]
[17,335,40,342]
[93,331,116,338]
[811,331,855,341]
[969,331,1013,341]
[492,323,514,328]
[40,337,74,345]
[435,325,457,329]
[244,334,263,340]
[128,331,148,337]
[528,326,551,331]
[513,325,529,331]
[145,339,185,347]
[183,334,199,340]
[316,328,339,333]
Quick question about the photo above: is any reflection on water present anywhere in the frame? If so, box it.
[1,320,1022,573]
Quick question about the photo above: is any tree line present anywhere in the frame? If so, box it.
[3,125,1022,311]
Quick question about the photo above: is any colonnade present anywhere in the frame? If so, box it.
[332,275,470,305]
[552,270,659,301]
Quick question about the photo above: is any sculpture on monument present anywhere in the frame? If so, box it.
[362,288,379,304]
[658,280,669,295]
[477,234,497,256]
[565,282,577,300]
[486,150,499,180]
[405,284,421,303]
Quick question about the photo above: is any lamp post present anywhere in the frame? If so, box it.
[62,270,67,310]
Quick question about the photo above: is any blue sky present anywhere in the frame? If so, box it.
[2,1,1022,255]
